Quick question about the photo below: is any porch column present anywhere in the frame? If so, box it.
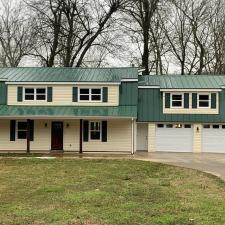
[79,119,83,153]
[26,119,30,153]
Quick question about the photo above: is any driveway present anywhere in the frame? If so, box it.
[134,152,225,181]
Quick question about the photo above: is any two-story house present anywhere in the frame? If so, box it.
[0,68,225,154]
[0,67,138,154]
[137,75,225,153]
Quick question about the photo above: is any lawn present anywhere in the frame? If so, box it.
[0,159,225,225]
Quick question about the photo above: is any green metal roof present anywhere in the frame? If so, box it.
[0,67,138,82]
[0,105,136,118]
[138,75,225,89]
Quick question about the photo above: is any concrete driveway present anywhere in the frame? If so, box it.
[134,152,225,181]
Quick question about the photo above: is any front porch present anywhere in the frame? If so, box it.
[0,118,135,154]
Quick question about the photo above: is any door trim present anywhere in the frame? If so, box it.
[51,121,64,150]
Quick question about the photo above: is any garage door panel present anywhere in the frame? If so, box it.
[202,126,225,153]
[156,125,193,152]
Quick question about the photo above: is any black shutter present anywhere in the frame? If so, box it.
[17,87,23,102]
[10,120,16,141]
[72,87,78,102]
[30,120,34,141]
[211,93,217,109]
[47,87,52,102]
[192,93,197,108]
[165,93,170,108]
[102,121,107,142]
[103,87,108,102]
[184,93,189,108]
[83,120,89,142]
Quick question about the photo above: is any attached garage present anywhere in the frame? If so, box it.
[202,124,225,153]
[155,123,193,152]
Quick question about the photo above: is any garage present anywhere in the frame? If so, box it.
[155,123,193,152]
[137,123,148,151]
[202,124,225,153]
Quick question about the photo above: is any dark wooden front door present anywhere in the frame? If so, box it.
[51,122,63,150]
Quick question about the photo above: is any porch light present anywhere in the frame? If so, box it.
[66,123,70,128]
[197,127,199,132]
[45,123,48,128]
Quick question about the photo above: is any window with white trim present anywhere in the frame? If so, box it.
[17,121,27,139]
[24,88,46,101]
[171,94,183,108]
[79,88,102,102]
[198,94,210,108]
[89,121,101,140]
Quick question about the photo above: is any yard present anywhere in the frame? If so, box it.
[0,158,225,225]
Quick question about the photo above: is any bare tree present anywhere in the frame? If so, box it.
[0,0,36,67]
[25,0,126,67]
[124,0,159,74]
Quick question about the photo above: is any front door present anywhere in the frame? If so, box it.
[51,122,63,150]
[137,123,148,151]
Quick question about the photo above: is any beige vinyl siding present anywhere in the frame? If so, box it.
[83,120,132,152]
[193,124,202,153]
[30,120,51,151]
[163,92,219,114]
[63,120,79,151]
[0,120,26,151]
[31,120,79,152]
[148,123,156,152]
[8,84,119,106]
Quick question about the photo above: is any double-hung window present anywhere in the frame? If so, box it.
[171,94,183,108]
[17,121,27,139]
[24,88,46,101]
[89,121,101,140]
[198,94,210,108]
[79,88,102,102]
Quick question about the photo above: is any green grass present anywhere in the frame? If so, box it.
[0,159,225,225]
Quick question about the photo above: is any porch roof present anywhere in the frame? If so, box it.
[0,105,136,118]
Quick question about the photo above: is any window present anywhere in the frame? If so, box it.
[89,121,101,140]
[184,124,191,128]
[79,88,102,102]
[17,121,27,139]
[171,94,183,108]
[166,124,173,128]
[174,124,182,128]
[24,88,34,100]
[157,124,164,128]
[36,88,46,100]
[198,94,210,108]
[24,88,46,101]
[213,124,220,129]
[203,124,210,128]
[222,125,225,129]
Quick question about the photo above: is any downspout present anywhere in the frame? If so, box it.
[131,118,134,155]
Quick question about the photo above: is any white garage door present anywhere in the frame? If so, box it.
[137,123,148,151]
[202,124,225,153]
[156,124,193,152]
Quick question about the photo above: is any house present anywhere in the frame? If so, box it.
[0,67,137,153]
[0,68,225,154]
[137,75,225,153]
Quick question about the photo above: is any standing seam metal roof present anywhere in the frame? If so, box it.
[138,75,225,89]
[0,67,138,82]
